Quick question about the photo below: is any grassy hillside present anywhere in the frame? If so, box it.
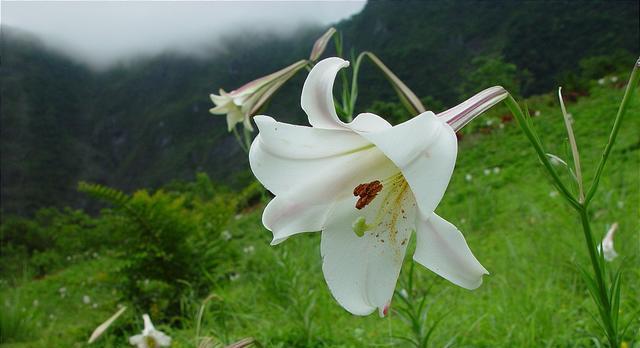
[2,77,638,347]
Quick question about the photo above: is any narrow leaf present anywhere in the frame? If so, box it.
[88,306,127,343]
[362,52,425,114]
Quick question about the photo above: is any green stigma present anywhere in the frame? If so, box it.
[352,216,371,237]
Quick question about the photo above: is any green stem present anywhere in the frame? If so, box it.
[242,126,252,151]
[584,58,640,206]
[579,208,617,347]
[503,95,581,210]
[232,127,249,154]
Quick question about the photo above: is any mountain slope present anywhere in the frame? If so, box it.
[1,0,637,214]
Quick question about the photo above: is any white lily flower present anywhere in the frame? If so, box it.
[249,57,506,316]
[129,314,171,348]
[210,60,308,132]
[598,223,619,262]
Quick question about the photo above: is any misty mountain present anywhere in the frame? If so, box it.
[1,0,638,215]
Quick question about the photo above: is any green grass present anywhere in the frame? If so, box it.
[1,80,638,347]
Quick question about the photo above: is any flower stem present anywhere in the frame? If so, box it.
[584,58,640,206]
[503,96,581,210]
[578,207,617,347]
[507,58,640,347]
[232,127,249,154]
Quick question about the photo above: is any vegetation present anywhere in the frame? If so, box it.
[1,76,638,346]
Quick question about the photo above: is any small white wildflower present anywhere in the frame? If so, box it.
[92,252,99,258]
[610,76,618,83]
[230,273,240,281]
[483,169,491,176]
[465,173,473,182]
[83,295,91,304]
[49,314,55,319]
[460,218,466,224]
[243,245,255,254]
[234,214,242,220]
[598,78,606,85]
[617,201,624,209]
[493,167,501,174]
[33,300,39,307]
[549,191,559,198]
[486,119,494,126]
[534,110,541,117]
[399,289,409,299]
[92,303,99,309]
[221,230,232,241]
[129,314,171,348]
[499,123,505,129]
[597,223,619,262]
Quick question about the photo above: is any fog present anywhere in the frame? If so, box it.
[2,1,366,69]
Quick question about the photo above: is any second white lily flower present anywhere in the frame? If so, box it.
[249,57,507,316]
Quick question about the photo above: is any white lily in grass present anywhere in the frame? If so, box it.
[249,57,507,316]
[129,314,171,348]
[598,222,619,262]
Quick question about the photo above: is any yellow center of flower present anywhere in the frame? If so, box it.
[351,172,411,245]
[145,336,157,348]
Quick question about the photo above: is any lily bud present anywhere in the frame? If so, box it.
[598,223,619,262]
[210,59,308,132]
[309,27,336,62]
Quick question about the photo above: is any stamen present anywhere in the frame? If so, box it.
[353,180,383,209]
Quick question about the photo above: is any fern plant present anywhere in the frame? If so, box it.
[78,177,238,318]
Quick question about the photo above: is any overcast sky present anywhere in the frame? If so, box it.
[2,1,366,69]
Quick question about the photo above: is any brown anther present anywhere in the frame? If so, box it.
[353,180,383,209]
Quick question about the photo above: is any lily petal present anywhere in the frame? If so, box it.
[301,57,350,130]
[225,108,245,132]
[250,115,372,194]
[321,184,417,315]
[150,330,172,347]
[355,112,457,216]
[251,116,398,244]
[142,314,155,334]
[437,86,508,131]
[414,213,488,289]
[128,334,144,346]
